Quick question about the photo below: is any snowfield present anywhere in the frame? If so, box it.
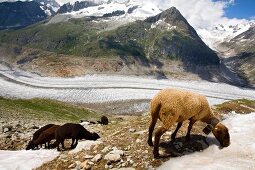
[0,64,254,107]
[159,112,255,170]
[0,149,59,170]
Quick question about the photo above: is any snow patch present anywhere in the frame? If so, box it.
[159,112,255,170]
[69,140,102,154]
[0,149,59,170]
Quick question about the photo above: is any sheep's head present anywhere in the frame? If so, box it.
[26,140,35,150]
[90,132,100,140]
[212,123,230,147]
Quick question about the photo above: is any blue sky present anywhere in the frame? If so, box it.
[225,0,255,19]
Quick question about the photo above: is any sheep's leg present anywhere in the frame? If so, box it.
[186,119,196,141]
[171,122,183,141]
[61,140,65,150]
[47,140,51,149]
[74,139,78,147]
[71,138,75,149]
[153,126,168,158]
[56,141,60,151]
[148,114,158,146]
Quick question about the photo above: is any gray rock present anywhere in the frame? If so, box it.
[92,154,102,162]
[81,160,92,170]
[84,155,94,159]
[129,129,136,133]
[102,146,111,153]
[110,147,124,156]
[104,153,121,163]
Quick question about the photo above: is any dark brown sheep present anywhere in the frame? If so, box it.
[55,123,100,151]
[26,125,60,150]
[26,124,55,150]
[97,115,109,125]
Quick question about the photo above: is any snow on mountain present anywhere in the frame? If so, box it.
[52,0,255,51]
[35,0,60,15]
[197,21,255,50]
[53,0,162,24]
[0,0,60,15]
[76,0,160,19]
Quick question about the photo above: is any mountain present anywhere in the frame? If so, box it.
[220,26,255,85]
[0,7,219,66]
[34,0,60,16]
[198,21,255,50]
[57,1,97,14]
[0,1,47,30]
[0,6,246,85]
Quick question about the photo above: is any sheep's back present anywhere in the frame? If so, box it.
[155,88,209,122]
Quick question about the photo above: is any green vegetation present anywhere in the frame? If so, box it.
[215,99,255,114]
[0,18,219,66]
[0,97,100,122]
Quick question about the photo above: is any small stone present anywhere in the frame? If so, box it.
[110,148,124,156]
[104,153,121,163]
[105,164,113,169]
[135,139,142,143]
[129,160,134,164]
[75,161,81,169]
[92,154,102,162]
[3,128,9,133]
[102,146,111,153]
[31,125,39,129]
[68,163,76,169]
[143,150,148,154]
[81,160,91,170]
[84,155,94,159]
[129,129,136,133]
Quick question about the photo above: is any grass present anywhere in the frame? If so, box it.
[0,97,101,122]
[215,99,255,114]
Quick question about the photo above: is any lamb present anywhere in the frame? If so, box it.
[26,124,55,150]
[26,125,60,150]
[55,123,100,151]
[147,88,230,158]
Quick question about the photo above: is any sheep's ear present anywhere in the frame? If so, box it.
[203,124,213,135]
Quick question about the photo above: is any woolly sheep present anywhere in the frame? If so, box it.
[26,124,55,150]
[55,123,100,151]
[147,88,230,158]
[26,125,60,150]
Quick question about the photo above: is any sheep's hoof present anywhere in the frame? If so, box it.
[148,141,153,146]
[153,153,160,159]
[171,135,176,141]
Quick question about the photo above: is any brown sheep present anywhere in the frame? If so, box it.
[55,123,100,151]
[148,88,230,158]
[26,124,55,150]
[26,125,60,150]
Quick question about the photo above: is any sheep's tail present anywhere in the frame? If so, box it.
[150,97,161,120]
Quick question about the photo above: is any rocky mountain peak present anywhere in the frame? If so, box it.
[145,7,199,38]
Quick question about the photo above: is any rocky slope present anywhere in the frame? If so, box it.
[219,26,255,86]
[57,1,97,14]
[1,98,254,169]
